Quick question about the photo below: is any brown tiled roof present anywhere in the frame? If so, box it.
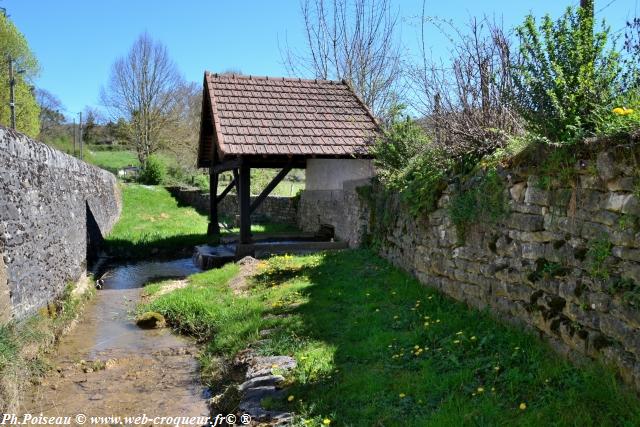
[197,73,380,167]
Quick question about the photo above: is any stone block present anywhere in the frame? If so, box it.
[596,151,618,181]
[604,193,634,213]
[510,182,527,202]
[524,185,550,206]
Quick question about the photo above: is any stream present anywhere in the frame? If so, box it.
[20,258,210,423]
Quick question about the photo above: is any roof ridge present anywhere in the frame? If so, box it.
[205,71,342,85]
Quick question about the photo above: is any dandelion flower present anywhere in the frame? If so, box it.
[288,395,295,402]
[393,315,399,319]
[494,366,500,371]
[323,418,331,425]
[519,402,527,410]
[470,336,477,341]
[399,393,406,398]
[436,319,441,323]
[456,331,463,335]
[414,345,420,349]
[613,107,625,115]
[453,340,461,344]
[477,387,485,393]
[491,387,496,392]
[271,364,279,368]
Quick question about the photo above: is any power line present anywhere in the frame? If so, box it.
[597,0,619,14]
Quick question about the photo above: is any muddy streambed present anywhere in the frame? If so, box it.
[20,258,210,422]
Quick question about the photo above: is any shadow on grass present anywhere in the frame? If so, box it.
[252,250,640,426]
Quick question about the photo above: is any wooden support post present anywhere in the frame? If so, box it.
[207,168,220,236]
[239,164,251,244]
[249,165,292,214]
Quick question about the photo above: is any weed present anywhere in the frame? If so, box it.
[449,169,508,243]
[587,237,613,280]
[537,146,578,190]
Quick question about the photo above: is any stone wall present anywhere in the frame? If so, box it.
[166,186,298,226]
[297,178,371,247]
[0,127,121,321]
[349,141,640,390]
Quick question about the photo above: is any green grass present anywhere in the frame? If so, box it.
[142,250,640,426]
[105,184,215,260]
[0,282,95,412]
[106,184,298,260]
[89,149,139,173]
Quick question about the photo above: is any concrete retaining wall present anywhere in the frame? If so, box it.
[0,126,121,321]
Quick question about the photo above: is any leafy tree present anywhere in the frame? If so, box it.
[0,14,40,137]
[511,1,621,142]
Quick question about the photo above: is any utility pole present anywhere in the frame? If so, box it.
[73,118,77,156]
[8,56,15,129]
[78,112,83,160]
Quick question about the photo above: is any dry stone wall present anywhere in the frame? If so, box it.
[0,127,121,321]
[166,186,298,226]
[354,141,640,390]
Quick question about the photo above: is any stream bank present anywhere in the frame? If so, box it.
[19,258,209,422]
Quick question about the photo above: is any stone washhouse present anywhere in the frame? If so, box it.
[196,72,380,257]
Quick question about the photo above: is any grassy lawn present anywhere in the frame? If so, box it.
[105,184,298,260]
[141,250,640,426]
[89,149,139,173]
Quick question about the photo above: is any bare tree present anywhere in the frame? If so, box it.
[408,9,523,159]
[283,0,403,120]
[101,33,184,164]
[36,88,65,138]
[161,81,202,169]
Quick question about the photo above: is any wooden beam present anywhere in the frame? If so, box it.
[239,164,251,244]
[207,168,220,236]
[212,158,243,174]
[249,165,292,215]
[233,168,240,195]
[216,177,236,204]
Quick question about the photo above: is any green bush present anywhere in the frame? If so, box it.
[512,1,622,142]
[373,110,452,215]
[138,155,166,185]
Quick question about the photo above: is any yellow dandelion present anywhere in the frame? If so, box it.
[494,366,500,371]
[491,387,496,392]
[288,395,295,402]
[271,364,279,368]
[613,107,625,115]
[428,296,433,299]
[393,315,399,319]
[414,345,420,350]
[453,340,461,344]
[436,319,441,323]
[470,336,477,341]
[399,393,406,398]
[323,419,331,425]
[477,387,485,393]
[456,331,463,335]
[519,402,527,410]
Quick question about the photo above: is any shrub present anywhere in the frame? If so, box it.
[138,155,166,185]
[373,110,452,215]
[512,2,622,142]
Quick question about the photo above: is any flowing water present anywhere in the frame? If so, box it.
[20,258,210,424]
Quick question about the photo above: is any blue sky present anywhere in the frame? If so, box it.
[3,0,638,119]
